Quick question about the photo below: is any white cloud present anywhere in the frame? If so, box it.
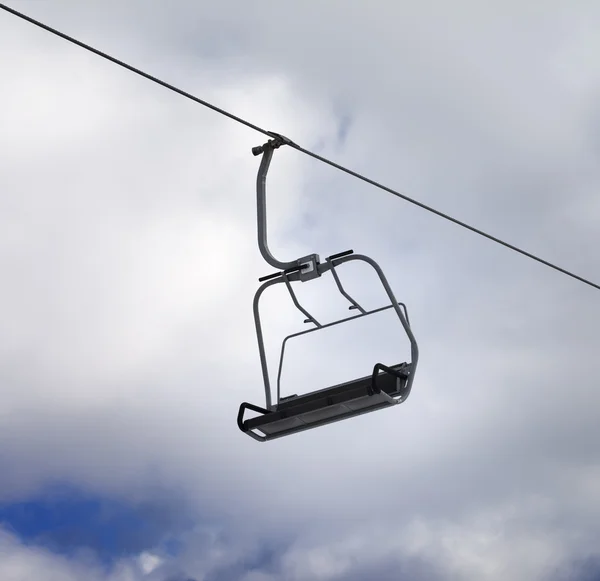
[138,552,162,575]
[1,1,600,579]
[0,526,128,581]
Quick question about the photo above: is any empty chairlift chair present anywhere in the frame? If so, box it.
[237,134,419,441]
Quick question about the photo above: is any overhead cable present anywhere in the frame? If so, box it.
[2,2,598,292]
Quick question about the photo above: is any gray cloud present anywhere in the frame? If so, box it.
[1,1,600,579]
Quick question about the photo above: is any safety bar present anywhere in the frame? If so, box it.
[282,272,322,327]
[275,302,407,406]
[327,257,367,314]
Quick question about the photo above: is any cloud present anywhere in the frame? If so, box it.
[139,552,163,575]
[1,1,600,580]
[0,525,138,581]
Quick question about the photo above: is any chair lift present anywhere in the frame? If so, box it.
[237,133,419,441]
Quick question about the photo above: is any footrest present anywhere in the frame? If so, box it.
[238,362,411,441]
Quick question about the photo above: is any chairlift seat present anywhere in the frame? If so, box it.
[238,362,412,441]
[237,136,419,442]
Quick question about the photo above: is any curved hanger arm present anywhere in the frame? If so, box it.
[255,144,299,271]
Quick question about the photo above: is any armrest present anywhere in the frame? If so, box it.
[370,363,409,395]
[237,402,270,433]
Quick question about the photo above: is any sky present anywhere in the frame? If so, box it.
[1,1,600,579]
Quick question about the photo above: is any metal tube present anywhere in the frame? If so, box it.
[331,254,419,398]
[253,277,279,410]
[282,273,321,327]
[252,255,418,411]
[275,303,398,406]
[327,259,367,314]
[252,270,302,410]
[256,148,298,271]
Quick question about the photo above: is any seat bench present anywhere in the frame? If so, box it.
[238,363,411,441]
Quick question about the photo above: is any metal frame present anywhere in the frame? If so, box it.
[255,144,297,271]
[275,303,410,410]
[239,135,419,438]
[253,135,322,282]
[253,253,418,412]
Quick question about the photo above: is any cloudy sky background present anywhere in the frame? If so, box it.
[1,1,600,579]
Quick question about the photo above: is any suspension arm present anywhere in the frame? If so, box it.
[255,138,299,271]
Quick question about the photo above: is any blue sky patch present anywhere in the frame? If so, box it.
[0,485,193,566]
